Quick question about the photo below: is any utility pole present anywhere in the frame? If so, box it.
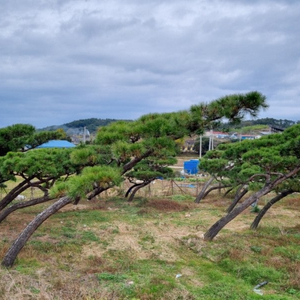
[83,126,86,144]
[199,135,202,158]
[209,128,213,151]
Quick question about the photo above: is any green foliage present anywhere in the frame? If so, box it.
[49,181,68,198]
[56,166,123,200]
[112,141,140,163]
[0,148,77,180]
[95,120,142,145]
[70,145,113,166]
[251,205,260,213]
[0,124,35,156]
[189,91,267,132]
[138,112,189,139]
[201,124,300,190]
[0,124,67,156]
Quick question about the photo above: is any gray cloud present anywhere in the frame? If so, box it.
[1,0,300,128]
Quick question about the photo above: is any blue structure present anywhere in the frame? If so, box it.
[36,140,75,149]
[184,159,200,175]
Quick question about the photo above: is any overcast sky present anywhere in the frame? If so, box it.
[1,0,299,129]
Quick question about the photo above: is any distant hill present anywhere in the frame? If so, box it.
[239,118,297,128]
[216,117,299,132]
[39,117,299,136]
[39,118,132,135]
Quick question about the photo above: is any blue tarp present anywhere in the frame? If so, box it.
[36,140,75,148]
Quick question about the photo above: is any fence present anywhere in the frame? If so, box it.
[1,179,214,202]
[120,179,205,199]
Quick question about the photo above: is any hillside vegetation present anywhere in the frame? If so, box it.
[40,118,132,134]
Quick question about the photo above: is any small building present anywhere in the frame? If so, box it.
[36,140,76,149]
[240,134,257,140]
[230,133,258,140]
[204,131,230,139]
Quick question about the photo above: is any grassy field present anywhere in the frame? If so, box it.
[0,187,300,299]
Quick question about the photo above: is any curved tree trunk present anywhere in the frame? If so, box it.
[202,184,232,199]
[0,181,31,210]
[1,196,73,268]
[0,195,52,224]
[125,183,141,198]
[204,185,272,241]
[122,150,153,174]
[0,177,50,211]
[226,185,248,213]
[194,176,214,203]
[128,181,151,202]
[250,189,294,230]
[204,167,300,241]
[86,187,106,201]
[223,187,234,197]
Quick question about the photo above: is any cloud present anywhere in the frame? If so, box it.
[1,0,300,128]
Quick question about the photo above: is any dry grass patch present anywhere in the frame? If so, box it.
[144,198,191,212]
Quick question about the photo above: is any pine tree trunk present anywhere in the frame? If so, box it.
[1,196,73,268]
[250,189,293,230]
[194,177,214,203]
[204,185,272,241]
[0,195,51,224]
[0,181,31,210]
[223,187,234,197]
[227,185,248,213]
[125,183,140,198]
[202,184,231,199]
[128,182,150,202]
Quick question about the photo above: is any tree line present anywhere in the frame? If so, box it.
[39,118,132,134]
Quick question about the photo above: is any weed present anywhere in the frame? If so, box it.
[30,286,40,294]
[29,240,56,253]
[81,231,100,242]
[97,272,127,282]
[140,233,155,244]
[251,205,261,213]
[218,258,284,285]
[250,246,262,253]
[14,258,41,275]
[274,245,300,262]
[172,194,194,202]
